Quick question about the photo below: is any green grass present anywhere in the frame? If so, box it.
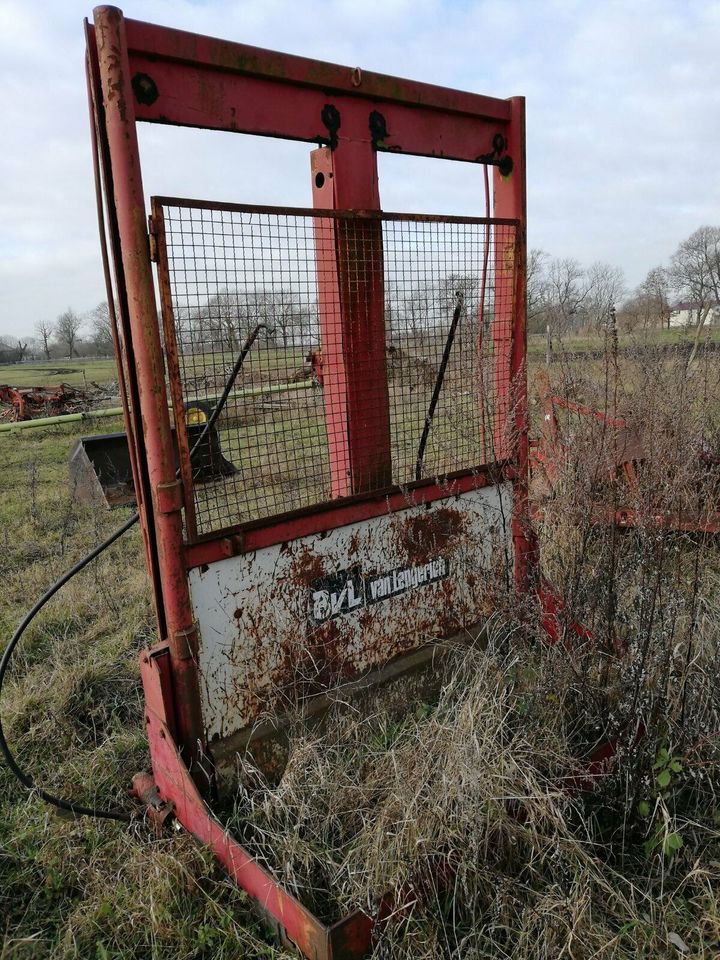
[0,419,289,959]
[0,359,119,390]
[527,324,720,356]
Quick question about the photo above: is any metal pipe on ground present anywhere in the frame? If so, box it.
[0,407,124,433]
[0,380,314,434]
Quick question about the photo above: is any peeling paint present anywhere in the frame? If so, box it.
[189,484,513,742]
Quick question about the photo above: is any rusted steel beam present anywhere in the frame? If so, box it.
[150,198,519,227]
[139,648,374,960]
[183,466,512,569]
[312,144,392,496]
[85,21,167,639]
[125,53,509,163]
[493,97,534,590]
[121,16,512,121]
[312,150,352,498]
[150,203,198,541]
[93,5,205,772]
[87,13,513,163]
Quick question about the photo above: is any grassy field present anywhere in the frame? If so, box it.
[0,418,289,959]
[0,360,119,391]
[527,324,720,355]
[1,324,718,390]
[3,337,720,958]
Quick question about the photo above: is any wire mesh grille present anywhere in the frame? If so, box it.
[155,199,517,537]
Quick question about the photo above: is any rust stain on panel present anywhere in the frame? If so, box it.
[397,507,466,564]
[189,485,513,743]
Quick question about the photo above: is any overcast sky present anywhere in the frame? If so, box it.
[1,0,719,339]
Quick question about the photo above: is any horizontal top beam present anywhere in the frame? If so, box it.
[103,9,512,122]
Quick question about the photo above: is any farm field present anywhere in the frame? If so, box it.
[0,415,290,959]
[0,360,119,391]
[2,338,720,958]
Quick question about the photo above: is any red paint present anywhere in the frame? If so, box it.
[311,145,392,496]
[122,17,511,122]
[93,6,205,771]
[531,371,720,534]
[88,9,531,957]
[140,650,334,957]
[184,467,510,568]
[493,98,535,592]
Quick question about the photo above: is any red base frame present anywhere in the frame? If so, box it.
[136,586,621,959]
[530,371,720,534]
[86,6,534,957]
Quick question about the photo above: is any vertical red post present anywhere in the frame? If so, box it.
[493,97,534,590]
[311,143,392,496]
[93,5,205,770]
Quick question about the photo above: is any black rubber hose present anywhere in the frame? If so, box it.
[0,324,266,822]
[415,293,465,481]
[0,515,139,822]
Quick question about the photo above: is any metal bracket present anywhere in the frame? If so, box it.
[155,478,183,514]
[147,214,159,263]
[169,625,199,661]
[130,772,175,832]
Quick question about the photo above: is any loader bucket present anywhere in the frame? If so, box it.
[69,425,235,509]
[69,432,135,507]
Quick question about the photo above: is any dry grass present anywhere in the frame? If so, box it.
[0,418,289,959]
[3,340,720,958]
[217,338,720,957]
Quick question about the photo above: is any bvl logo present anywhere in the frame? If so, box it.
[310,567,364,626]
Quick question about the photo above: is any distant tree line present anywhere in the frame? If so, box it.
[529,225,720,340]
[0,303,114,364]
[2,225,718,365]
[179,289,318,354]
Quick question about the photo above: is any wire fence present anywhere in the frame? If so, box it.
[154,199,517,536]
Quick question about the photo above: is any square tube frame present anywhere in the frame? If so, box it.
[86,8,532,955]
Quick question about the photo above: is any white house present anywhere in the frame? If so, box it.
[668,300,720,328]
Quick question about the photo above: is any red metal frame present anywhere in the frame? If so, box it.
[86,8,530,956]
[183,465,515,570]
[311,146,392,497]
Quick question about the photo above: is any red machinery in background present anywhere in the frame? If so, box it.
[86,8,532,956]
[0,383,90,421]
[530,370,720,534]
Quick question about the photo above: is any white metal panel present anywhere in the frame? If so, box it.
[189,483,513,742]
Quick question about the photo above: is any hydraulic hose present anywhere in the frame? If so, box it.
[0,324,266,821]
[415,293,465,481]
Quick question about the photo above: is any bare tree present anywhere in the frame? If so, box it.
[669,226,720,324]
[546,258,588,336]
[256,290,309,349]
[669,226,720,365]
[583,262,626,333]
[192,287,312,355]
[640,266,671,329]
[35,318,54,360]
[398,282,433,343]
[0,337,28,364]
[622,267,671,331]
[89,302,115,355]
[55,308,83,358]
[194,290,244,354]
[527,249,550,331]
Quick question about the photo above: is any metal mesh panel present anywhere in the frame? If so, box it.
[155,199,517,537]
